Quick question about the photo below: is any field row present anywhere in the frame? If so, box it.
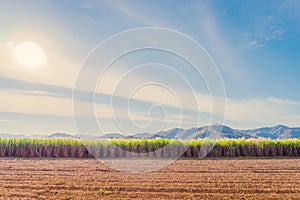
[0,159,299,199]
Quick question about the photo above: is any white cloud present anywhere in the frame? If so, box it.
[267,97,300,106]
[85,0,167,27]
[225,97,300,128]
[1,79,300,131]
[248,40,264,48]
[246,15,285,47]
[91,65,300,129]
[0,90,72,117]
[0,88,186,125]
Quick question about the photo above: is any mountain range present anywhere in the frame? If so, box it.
[1,124,300,139]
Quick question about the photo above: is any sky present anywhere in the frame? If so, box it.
[0,0,300,136]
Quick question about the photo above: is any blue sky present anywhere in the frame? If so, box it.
[0,0,300,135]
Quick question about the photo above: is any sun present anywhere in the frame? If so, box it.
[12,41,47,69]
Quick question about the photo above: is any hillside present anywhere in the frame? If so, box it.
[1,124,299,139]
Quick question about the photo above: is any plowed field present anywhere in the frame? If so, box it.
[0,158,299,199]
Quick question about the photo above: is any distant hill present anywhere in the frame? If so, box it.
[48,133,78,138]
[133,124,298,139]
[175,127,204,139]
[0,133,27,138]
[1,124,300,139]
[98,133,127,138]
[194,125,253,139]
[150,128,185,139]
[133,132,152,138]
[241,125,300,139]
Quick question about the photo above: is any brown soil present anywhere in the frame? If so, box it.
[0,158,299,199]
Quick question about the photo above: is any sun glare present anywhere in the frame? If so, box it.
[12,41,47,69]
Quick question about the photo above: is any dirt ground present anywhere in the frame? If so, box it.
[0,158,299,199]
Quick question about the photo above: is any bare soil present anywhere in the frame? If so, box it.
[0,158,299,199]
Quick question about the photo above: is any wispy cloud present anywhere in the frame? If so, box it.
[246,14,285,47]
[225,97,300,128]
[248,40,264,48]
[267,97,300,106]
[1,73,300,132]
[82,0,168,27]
[190,1,246,79]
